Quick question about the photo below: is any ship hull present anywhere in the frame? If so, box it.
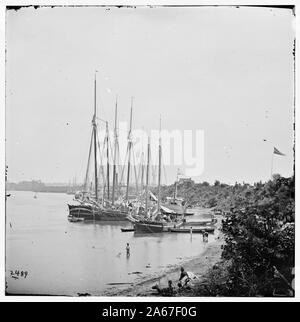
[134,220,184,233]
[68,204,128,221]
[134,221,164,233]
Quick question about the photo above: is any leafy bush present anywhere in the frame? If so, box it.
[163,175,295,297]
[221,175,295,296]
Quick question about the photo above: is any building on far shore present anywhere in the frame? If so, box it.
[178,177,194,185]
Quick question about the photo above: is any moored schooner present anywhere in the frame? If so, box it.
[129,118,184,233]
[67,73,128,221]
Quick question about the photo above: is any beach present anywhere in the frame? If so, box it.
[101,227,223,297]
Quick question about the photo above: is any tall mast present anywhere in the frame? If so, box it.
[145,136,150,216]
[125,97,133,203]
[174,169,178,201]
[112,96,118,205]
[84,131,93,191]
[140,131,145,192]
[93,72,98,201]
[157,117,162,214]
[140,151,145,191]
[106,121,110,200]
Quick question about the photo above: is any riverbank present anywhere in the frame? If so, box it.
[101,230,224,297]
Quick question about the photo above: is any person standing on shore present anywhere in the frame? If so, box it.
[204,232,209,242]
[202,231,208,242]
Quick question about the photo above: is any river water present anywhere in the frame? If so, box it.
[6,191,214,296]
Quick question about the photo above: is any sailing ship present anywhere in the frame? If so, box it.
[130,119,184,233]
[67,73,128,222]
[162,169,193,216]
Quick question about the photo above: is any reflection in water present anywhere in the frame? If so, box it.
[6,191,213,295]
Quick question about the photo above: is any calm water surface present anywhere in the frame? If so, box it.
[6,191,214,296]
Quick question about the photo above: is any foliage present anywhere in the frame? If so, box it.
[221,175,295,296]
[192,261,233,297]
[158,175,295,297]
[155,178,257,210]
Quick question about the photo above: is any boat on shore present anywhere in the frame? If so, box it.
[134,218,184,233]
[183,212,194,216]
[170,226,215,233]
[183,219,217,226]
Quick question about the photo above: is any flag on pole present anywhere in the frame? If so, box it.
[273,147,285,156]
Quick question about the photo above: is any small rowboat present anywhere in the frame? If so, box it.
[183,212,194,216]
[121,227,135,232]
[184,220,216,226]
[169,226,215,233]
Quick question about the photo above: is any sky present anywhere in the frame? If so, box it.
[5,5,295,185]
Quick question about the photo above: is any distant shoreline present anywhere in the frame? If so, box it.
[6,189,71,194]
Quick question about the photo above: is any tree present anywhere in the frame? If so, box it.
[208,197,217,208]
[221,175,295,296]
[214,180,220,186]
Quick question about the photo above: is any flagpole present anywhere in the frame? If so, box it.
[271,150,274,179]
[271,147,286,180]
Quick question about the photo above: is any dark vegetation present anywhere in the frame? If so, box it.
[158,174,295,297]
[157,178,260,210]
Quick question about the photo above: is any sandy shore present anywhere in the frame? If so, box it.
[101,225,224,297]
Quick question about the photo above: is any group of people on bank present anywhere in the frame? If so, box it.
[152,266,197,296]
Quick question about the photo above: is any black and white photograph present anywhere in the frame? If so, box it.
[3,3,296,299]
